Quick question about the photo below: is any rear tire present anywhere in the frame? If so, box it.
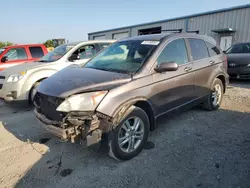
[202,78,224,111]
[108,106,150,161]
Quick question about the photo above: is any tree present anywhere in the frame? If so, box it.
[43,40,54,48]
[0,41,13,48]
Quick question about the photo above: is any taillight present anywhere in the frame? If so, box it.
[223,55,228,70]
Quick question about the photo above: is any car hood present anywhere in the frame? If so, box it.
[0,61,50,76]
[226,53,250,64]
[37,66,132,98]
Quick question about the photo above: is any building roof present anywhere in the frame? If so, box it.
[88,4,250,35]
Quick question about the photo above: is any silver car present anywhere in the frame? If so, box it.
[0,40,115,103]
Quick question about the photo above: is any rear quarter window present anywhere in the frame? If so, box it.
[29,46,44,58]
[206,42,221,56]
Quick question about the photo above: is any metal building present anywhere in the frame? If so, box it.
[88,4,250,51]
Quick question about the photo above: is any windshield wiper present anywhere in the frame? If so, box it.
[88,67,131,74]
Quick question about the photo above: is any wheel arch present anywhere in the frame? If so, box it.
[23,69,57,100]
[216,74,226,93]
[112,98,156,131]
[28,77,48,103]
[133,100,156,131]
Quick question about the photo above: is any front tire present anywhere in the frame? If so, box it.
[29,82,39,104]
[202,78,224,111]
[109,106,150,161]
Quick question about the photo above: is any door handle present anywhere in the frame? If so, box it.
[210,60,215,64]
[184,66,192,72]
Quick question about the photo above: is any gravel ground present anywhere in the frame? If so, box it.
[0,81,249,188]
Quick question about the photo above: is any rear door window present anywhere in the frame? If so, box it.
[5,48,28,61]
[206,42,221,56]
[188,39,209,61]
[29,46,44,58]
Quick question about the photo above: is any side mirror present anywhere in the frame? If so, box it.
[68,54,80,62]
[1,56,8,63]
[154,61,179,73]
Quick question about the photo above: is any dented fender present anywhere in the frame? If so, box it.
[101,97,149,129]
[111,105,136,127]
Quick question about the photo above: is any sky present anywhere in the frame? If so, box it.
[1,0,250,44]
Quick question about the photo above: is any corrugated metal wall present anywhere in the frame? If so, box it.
[88,19,186,40]
[89,28,130,40]
[188,7,250,44]
[130,19,186,36]
[165,19,186,30]
[89,7,250,44]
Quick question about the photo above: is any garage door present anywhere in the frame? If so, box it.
[93,35,106,40]
[112,32,129,40]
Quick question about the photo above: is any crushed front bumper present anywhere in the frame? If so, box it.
[34,108,108,147]
[34,108,69,139]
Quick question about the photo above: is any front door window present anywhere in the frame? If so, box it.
[72,45,97,60]
[157,39,188,65]
[5,48,28,61]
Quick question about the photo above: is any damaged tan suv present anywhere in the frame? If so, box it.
[34,32,229,160]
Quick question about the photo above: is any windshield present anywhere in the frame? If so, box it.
[38,44,75,62]
[84,40,158,74]
[226,43,250,54]
[0,48,6,55]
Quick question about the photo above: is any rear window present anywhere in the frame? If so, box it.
[188,39,209,61]
[29,46,44,58]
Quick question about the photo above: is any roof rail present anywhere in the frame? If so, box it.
[161,29,183,33]
[186,30,199,34]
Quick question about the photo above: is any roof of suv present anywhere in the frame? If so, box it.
[120,33,217,45]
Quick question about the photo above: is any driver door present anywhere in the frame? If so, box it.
[0,47,29,70]
[150,38,195,116]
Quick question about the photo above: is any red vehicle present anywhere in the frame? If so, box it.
[0,44,48,71]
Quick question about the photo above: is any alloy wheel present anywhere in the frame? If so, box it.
[118,117,145,153]
[212,84,222,106]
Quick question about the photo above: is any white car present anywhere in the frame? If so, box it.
[0,40,115,103]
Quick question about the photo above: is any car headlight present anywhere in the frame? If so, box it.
[56,91,108,112]
[7,71,26,83]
